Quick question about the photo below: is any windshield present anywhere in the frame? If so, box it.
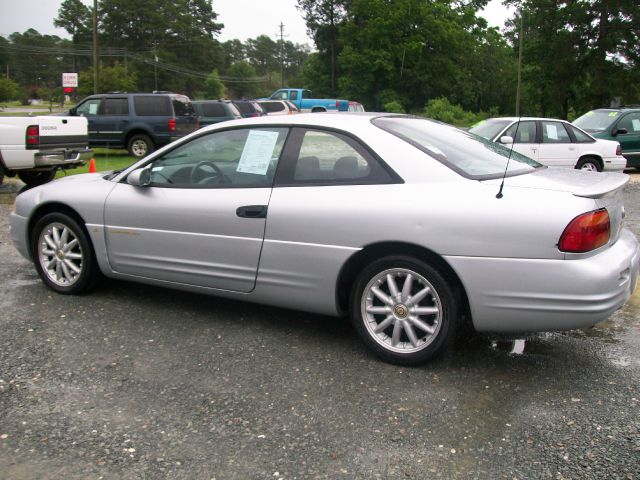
[573,110,618,132]
[373,117,541,179]
[468,119,512,140]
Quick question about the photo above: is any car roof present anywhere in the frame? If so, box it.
[198,112,394,131]
[481,117,571,123]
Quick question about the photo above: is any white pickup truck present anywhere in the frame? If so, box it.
[0,115,92,186]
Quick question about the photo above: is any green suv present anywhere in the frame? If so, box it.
[573,107,640,168]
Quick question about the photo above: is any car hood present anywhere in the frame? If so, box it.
[484,167,629,199]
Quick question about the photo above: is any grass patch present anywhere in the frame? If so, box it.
[56,148,137,178]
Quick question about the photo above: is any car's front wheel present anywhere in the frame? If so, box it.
[31,212,99,294]
[350,256,459,365]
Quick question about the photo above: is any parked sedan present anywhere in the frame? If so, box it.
[258,100,299,116]
[10,114,639,365]
[469,117,626,172]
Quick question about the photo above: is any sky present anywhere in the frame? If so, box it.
[0,0,514,45]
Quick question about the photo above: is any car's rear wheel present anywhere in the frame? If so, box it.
[18,170,56,186]
[575,157,602,172]
[127,134,154,158]
[350,256,458,365]
[31,213,98,294]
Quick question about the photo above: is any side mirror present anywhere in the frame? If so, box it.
[613,128,627,136]
[500,135,514,145]
[127,167,151,187]
[69,107,77,115]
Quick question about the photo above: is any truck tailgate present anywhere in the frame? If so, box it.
[37,116,88,149]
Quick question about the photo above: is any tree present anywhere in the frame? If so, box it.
[297,0,346,95]
[77,62,137,96]
[0,77,19,102]
[204,69,225,99]
[225,62,260,99]
[54,0,93,73]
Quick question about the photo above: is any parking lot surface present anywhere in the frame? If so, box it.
[1,176,639,479]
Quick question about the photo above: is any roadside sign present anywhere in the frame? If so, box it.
[62,73,78,88]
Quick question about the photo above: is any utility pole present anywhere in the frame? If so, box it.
[92,0,99,94]
[153,43,159,91]
[515,10,523,116]
[278,22,287,88]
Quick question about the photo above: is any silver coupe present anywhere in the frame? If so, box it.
[10,113,640,365]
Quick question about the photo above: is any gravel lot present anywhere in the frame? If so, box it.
[0,175,639,479]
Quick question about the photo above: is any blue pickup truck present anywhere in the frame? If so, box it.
[267,89,349,113]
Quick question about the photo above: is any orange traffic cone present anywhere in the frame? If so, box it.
[88,158,96,173]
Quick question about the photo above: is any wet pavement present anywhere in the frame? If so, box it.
[0,176,639,479]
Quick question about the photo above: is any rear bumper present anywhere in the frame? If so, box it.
[603,155,627,172]
[34,147,92,168]
[445,228,640,333]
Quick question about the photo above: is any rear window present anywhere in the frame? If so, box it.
[573,110,618,132]
[172,95,195,116]
[201,103,226,117]
[261,102,285,113]
[134,96,171,116]
[469,119,512,140]
[234,102,254,115]
[374,117,541,180]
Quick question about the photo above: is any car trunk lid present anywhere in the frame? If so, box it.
[485,167,629,246]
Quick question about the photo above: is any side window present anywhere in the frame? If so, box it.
[147,128,288,188]
[541,121,571,143]
[102,98,129,115]
[289,90,298,101]
[263,102,284,114]
[76,98,101,116]
[202,103,226,117]
[504,121,537,143]
[567,125,594,143]
[618,113,640,133]
[290,129,397,184]
[134,96,171,116]
[272,91,288,100]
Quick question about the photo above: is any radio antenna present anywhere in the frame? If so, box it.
[496,119,521,199]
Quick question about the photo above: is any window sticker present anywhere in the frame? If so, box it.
[546,124,558,140]
[237,130,279,175]
[89,103,99,114]
[631,119,640,131]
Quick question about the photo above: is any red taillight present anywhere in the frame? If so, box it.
[168,118,176,132]
[26,125,39,146]
[616,143,622,156]
[335,100,340,108]
[195,117,200,129]
[558,208,610,253]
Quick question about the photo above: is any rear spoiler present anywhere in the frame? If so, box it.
[573,173,629,199]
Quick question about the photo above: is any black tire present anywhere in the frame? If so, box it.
[311,107,326,113]
[350,256,459,365]
[127,134,154,159]
[18,170,56,186]
[575,157,602,172]
[31,212,99,294]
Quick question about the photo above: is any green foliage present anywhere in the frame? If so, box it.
[0,77,19,102]
[225,62,260,99]
[383,101,405,114]
[422,97,488,128]
[204,69,225,99]
[77,63,137,96]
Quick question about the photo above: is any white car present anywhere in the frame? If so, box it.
[469,117,626,172]
[257,100,299,116]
